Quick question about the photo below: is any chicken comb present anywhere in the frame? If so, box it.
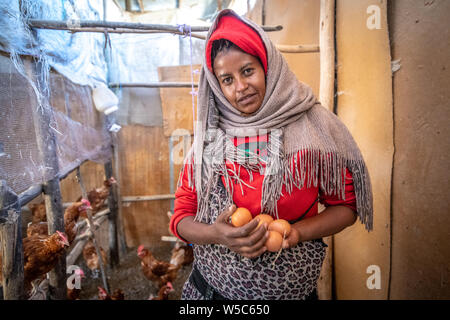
[81,199,91,206]
[98,286,108,297]
[56,230,67,241]
[137,245,145,254]
[75,268,85,277]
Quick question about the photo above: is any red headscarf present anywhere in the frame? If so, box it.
[206,14,268,74]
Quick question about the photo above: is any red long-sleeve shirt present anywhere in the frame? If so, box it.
[170,134,357,241]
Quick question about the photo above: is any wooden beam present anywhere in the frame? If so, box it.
[27,19,283,33]
[68,27,207,40]
[18,184,43,207]
[66,212,109,266]
[121,194,175,202]
[109,82,198,88]
[317,0,336,301]
[75,208,110,231]
[57,159,89,181]
[0,181,25,300]
[29,60,67,300]
[276,44,320,53]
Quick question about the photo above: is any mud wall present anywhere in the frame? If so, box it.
[255,0,393,299]
[388,0,450,299]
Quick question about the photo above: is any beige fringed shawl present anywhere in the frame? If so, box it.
[181,9,373,231]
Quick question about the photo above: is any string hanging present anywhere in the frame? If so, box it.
[177,24,197,134]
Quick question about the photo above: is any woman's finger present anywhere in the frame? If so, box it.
[282,227,300,249]
[228,217,260,238]
[242,245,267,259]
[231,225,268,255]
[217,204,236,224]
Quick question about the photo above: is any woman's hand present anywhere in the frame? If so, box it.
[282,227,300,249]
[211,204,269,259]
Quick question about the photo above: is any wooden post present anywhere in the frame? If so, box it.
[0,181,25,300]
[67,209,109,266]
[28,59,67,300]
[318,0,336,301]
[76,168,110,293]
[104,161,119,268]
[262,0,266,26]
[125,0,133,12]
[109,128,127,258]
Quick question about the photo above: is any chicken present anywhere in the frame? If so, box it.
[26,222,48,238]
[98,287,125,300]
[23,231,70,292]
[67,268,85,300]
[170,241,194,268]
[82,240,107,277]
[64,199,91,244]
[137,245,181,289]
[25,199,91,245]
[148,282,174,300]
[28,201,47,224]
[77,177,117,217]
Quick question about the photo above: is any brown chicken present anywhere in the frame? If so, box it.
[82,240,107,276]
[98,287,125,300]
[137,245,181,289]
[170,242,194,268]
[77,177,117,217]
[67,268,85,300]
[64,199,91,244]
[26,199,91,245]
[23,231,70,292]
[149,282,174,300]
[28,201,47,224]
[26,221,48,238]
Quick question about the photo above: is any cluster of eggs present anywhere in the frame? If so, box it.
[230,207,291,252]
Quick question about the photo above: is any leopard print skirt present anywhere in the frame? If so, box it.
[181,179,328,300]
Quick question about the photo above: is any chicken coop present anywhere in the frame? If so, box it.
[1,0,449,302]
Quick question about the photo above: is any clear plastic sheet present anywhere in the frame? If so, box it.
[0,0,107,87]
[0,0,254,194]
[0,55,111,195]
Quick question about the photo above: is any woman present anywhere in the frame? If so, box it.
[170,9,373,300]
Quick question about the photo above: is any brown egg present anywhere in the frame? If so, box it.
[265,231,283,252]
[253,213,274,229]
[231,207,253,227]
[268,219,291,238]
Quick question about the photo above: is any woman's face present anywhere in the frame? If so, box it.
[213,47,266,117]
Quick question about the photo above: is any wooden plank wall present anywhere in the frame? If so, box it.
[334,0,392,299]
[114,65,199,248]
[117,125,171,247]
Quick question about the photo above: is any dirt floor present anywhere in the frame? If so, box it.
[77,242,192,300]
